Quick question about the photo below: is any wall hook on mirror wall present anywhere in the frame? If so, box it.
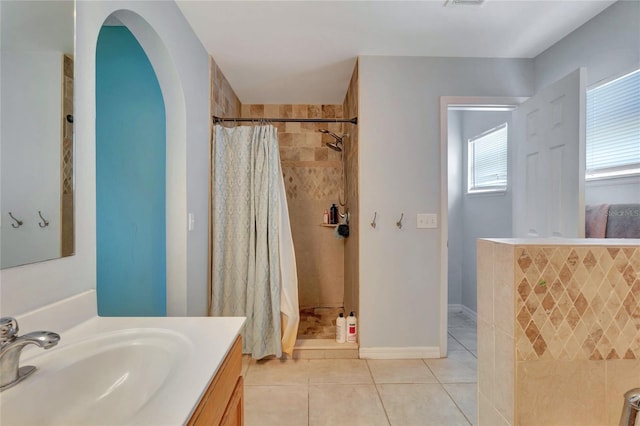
[8,212,23,228]
[38,211,50,228]
[370,212,377,229]
[396,213,404,229]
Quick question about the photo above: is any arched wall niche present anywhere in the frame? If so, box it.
[99,9,187,316]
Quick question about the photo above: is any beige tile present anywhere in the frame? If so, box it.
[367,359,438,384]
[606,360,640,426]
[477,318,494,403]
[308,105,322,119]
[244,358,309,385]
[279,104,293,118]
[293,349,328,360]
[288,200,344,308]
[293,104,308,118]
[328,122,342,133]
[321,105,336,118]
[285,122,301,133]
[494,329,514,424]
[309,384,388,426]
[449,311,477,329]
[308,359,373,384]
[244,385,309,426]
[477,240,494,324]
[478,390,510,426]
[250,104,264,118]
[378,383,470,426]
[448,334,468,352]
[516,360,606,426]
[323,349,359,359]
[299,147,315,161]
[443,383,478,426]
[263,104,280,118]
[293,347,358,359]
[424,351,477,384]
[494,243,515,337]
[241,103,251,118]
[449,327,477,351]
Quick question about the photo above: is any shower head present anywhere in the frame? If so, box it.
[318,129,346,152]
[326,142,343,152]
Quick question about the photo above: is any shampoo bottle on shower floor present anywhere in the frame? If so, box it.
[347,312,357,343]
[336,312,346,343]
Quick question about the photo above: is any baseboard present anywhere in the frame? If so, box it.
[359,346,441,359]
[448,304,477,323]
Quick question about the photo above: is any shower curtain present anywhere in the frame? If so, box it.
[210,125,299,359]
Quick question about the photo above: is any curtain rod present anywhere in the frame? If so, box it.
[213,115,357,125]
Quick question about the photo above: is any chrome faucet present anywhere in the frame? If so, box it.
[0,317,60,391]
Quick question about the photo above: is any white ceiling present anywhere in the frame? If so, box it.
[177,0,615,105]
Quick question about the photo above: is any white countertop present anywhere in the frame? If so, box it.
[4,292,245,425]
[481,237,640,246]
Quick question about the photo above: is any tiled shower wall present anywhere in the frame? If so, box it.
[241,103,346,309]
[477,240,640,426]
[210,56,241,117]
[61,54,74,257]
[210,56,360,313]
[343,61,359,315]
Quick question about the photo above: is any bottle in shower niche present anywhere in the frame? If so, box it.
[346,312,357,343]
[336,313,346,343]
[323,209,329,224]
[330,204,339,224]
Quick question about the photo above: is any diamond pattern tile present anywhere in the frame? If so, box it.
[514,246,640,361]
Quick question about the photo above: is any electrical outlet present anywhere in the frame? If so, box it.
[417,213,438,229]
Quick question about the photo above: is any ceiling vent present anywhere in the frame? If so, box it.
[444,0,485,6]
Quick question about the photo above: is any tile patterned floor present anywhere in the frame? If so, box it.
[244,310,478,426]
[297,307,344,339]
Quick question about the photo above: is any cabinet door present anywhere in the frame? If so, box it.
[188,336,242,426]
[220,376,244,426]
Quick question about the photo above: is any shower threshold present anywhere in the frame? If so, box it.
[292,338,359,359]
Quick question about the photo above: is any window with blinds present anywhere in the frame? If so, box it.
[586,68,640,180]
[467,123,508,193]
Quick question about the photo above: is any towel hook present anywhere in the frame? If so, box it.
[38,211,50,228]
[8,212,23,228]
[370,212,377,229]
[396,213,404,229]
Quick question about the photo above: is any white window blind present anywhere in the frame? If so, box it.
[586,69,640,179]
[468,123,508,192]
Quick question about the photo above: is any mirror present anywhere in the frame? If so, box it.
[1,1,75,269]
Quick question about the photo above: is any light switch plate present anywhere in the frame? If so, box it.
[417,213,437,229]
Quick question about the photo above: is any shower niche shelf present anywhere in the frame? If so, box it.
[319,224,338,228]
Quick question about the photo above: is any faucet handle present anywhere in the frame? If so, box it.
[0,317,19,342]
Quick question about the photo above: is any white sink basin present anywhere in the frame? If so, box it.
[0,328,190,425]
[0,308,245,426]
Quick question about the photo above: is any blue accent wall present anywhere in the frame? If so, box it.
[96,26,166,316]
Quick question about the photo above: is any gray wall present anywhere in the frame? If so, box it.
[358,56,533,350]
[460,111,513,314]
[534,0,639,90]
[534,0,640,206]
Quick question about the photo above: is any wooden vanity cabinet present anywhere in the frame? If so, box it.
[188,336,243,426]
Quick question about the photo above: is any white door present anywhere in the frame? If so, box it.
[512,68,586,238]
